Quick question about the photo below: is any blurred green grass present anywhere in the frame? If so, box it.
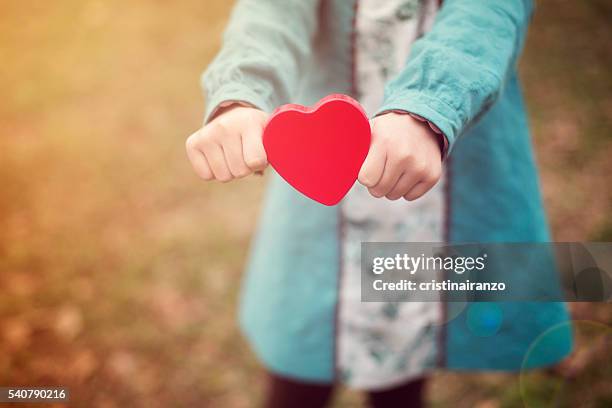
[0,0,610,407]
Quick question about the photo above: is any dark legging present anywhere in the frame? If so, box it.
[264,372,426,408]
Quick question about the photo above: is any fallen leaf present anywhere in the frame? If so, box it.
[54,306,84,341]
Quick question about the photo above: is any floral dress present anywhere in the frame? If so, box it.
[338,0,443,389]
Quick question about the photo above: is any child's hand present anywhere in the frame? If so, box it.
[186,105,269,182]
[358,112,442,201]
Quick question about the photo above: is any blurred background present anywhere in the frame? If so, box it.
[0,0,610,407]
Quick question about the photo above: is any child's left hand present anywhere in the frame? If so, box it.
[358,112,443,201]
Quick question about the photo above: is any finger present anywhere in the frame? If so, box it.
[368,158,402,198]
[385,171,420,200]
[186,146,214,181]
[369,150,405,198]
[403,180,435,201]
[186,131,214,180]
[200,138,233,182]
[221,131,251,178]
[242,125,268,171]
[358,141,387,188]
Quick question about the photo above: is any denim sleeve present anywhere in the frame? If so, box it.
[376,0,534,153]
[201,0,320,123]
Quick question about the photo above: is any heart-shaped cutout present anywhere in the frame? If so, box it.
[263,94,371,206]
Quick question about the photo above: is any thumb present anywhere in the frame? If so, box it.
[358,139,386,188]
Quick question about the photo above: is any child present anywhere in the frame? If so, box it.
[186,1,572,407]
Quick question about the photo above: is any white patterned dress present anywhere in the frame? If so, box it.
[337,0,444,390]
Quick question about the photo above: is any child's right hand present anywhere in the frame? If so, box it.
[186,105,269,182]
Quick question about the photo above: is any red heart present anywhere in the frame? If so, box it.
[263,94,371,206]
